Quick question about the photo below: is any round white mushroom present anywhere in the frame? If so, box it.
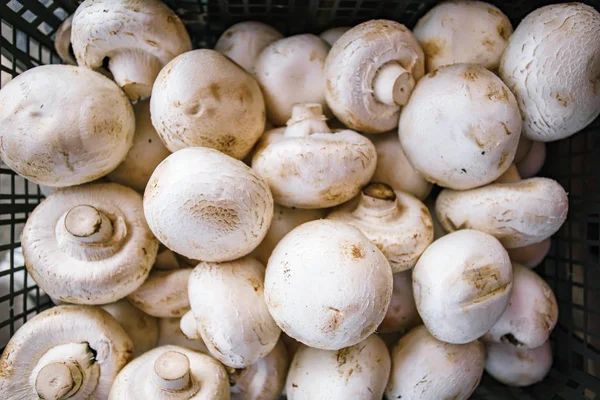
[101,300,158,357]
[378,270,421,334]
[517,141,546,178]
[507,239,551,269]
[319,26,351,46]
[485,340,553,387]
[156,316,208,353]
[128,268,192,318]
[55,15,76,65]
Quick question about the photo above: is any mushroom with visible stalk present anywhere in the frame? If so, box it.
[71,0,191,101]
[325,20,425,133]
[55,15,76,65]
[517,141,546,178]
[319,27,351,46]
[413,230,513,344]
[265,220,393,350]
[144,147,273,262]
[128,268,192,318]
[485,340,552,387]
[378,270,421,334]
[399,63,522,189]
[157,315,209,353]
[0,305,133,400]
[385,325,485,400]
[0,65,134,188]
[22,183,159,305]
[109,345,231,399]
[507,239,551,269]
[252,103,377,209]
[101,300,158,357]
[327,183,433,273]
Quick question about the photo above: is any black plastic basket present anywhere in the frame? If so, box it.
[1,0,599,399]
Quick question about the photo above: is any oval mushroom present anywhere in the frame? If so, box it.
[22,182,159,305]
[499,3,600,142]
[251,103,377,208]
[71,0,192,101]
[378,271,421,334]
[265,219,393,350]
[327,183,433,273]
[144,147,273,262]
[517,141,546,178]
[109,345,230,399]
[0,65,135,188]
[157,316,209,353]
[399,63,522,189]
[507,239,551,269]
[0,305,133,400]
[55,15,76,65]
[101,300,159,357]
[128,268,192,318]
[485,340,552,387]
[413,230,513,344]
[319,26,351,46]
[325,20,425,133]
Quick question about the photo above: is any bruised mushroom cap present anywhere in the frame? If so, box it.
[318,27,351,46]
[517,141,546,178]
[101,300,158,357]
[109,345,230,400]
[507,239,551,269]
[485,340,552,387]
[378,270,421,334]
[414,0,513,72]
[399,63,522,190]
[285,334,390,400]
[157,316,209,353]
[385,325,485,400]
[325,20,425,133]
[413,230,513,344]
[128,268,191,317]
[251,103,377,209]
[0,65,134,187]
[55,15,76,65]
[72,0,191,101]
[264,219,393,350]
[0,305,133,400]
[435,177,569,248]
[499,3,600,142]
[144,147,273,262]
[151,49,266,159]
[22,183,159,305]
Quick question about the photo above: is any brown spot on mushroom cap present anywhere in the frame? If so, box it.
[422,37,444,58]
[555,93,569,107]
[462,69,479,81]
[324,307,343,333]
[486,83,510,103]
[342,242,365,260]
[363,182,396,201]
[482,38,496,51]
[463,264,500,290]
[498,151,510,168]
[500,122,512,135]
[247,276,261,292]
[515,350,535,363]
[497,22,511,40]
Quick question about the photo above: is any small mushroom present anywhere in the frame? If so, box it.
[413,230,513,344]
[0,305,133,400]
[325,20,425,133]
[251,103,377,208]
[319,26,351,46]
[485,340,552,387]
[157,316,208,353]
[499,3,600,142]
[22,182,159,304]
[517,141,546,178]
[264,220,393,350]
[109,345,231,399]
[378,270,421,334]
[71,0,192,101]
[385,325,485,400]
[507,239,551,269]
[144,147,273,262]
[399,63,522,189]
[128,268,192,317]
[55,15,76,65]
[0,65,135,187]
[327,183,433,273]
[285,334,390,400]
[101,300,159,357]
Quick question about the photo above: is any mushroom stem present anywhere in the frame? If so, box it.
[108,49,163,101]
[373,62,415,106]
[284,104,332,137]
[354,183,399,220]
[35,361,83,400]
[64,205,113,244]
[151,351,192,392]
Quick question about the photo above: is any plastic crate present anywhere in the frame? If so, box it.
[1,0,599,399]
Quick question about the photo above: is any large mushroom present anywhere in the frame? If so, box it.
[485,340,553,387]
[319,27,351,46]
[378,271,421,334]
[101,300,158,357]
[55,15,76,65]
[156,316,208,353]
[128,268,192,318]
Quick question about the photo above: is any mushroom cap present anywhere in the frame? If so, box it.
[325,20,425,133]
[144,147,273,262]
[22,182,159,305]
[264,219,393,350]
[254,34,330,126]
[378,270,421,334]
[435,177,569,248]
[507,239,551,269]
[156,317,209,353]
[128,268,192,318]
[151,49,266,159]
[485,340,552,387]
[413,230,513,344]
[399,63,522,189]
[517,141,546,178]
[319,27,351,46]
[285,334,390,400]
[214,21,283,73]
[55,15,76,65]
[385,325,485,400]
[0,65,135,187]
[499,3,600,142]
[0,305,133,400]
[189,257,281,368]
[414,0,513,72]
[101,300,159,357]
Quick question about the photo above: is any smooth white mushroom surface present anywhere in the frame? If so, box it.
[72,0,192,100]
[507,239,551,269]
[0,305,133,400]
[413,230,513,344]
[517,141,546,178]
[285,334,391,400]
[378,270,421,334]
[485,340,552,387]
[128,268,192,318]
[319,27,351,46]
[265,220,393,350]
[22,183,159,305]
[0,65,134,188]
[325,20,425,133]
[156,316,209,353]
[55,15,76,65]
[499,3,600,142]
[101,300,158,357]
[385,325,485,400]
[399,63,522,189]
[144,147,273,262]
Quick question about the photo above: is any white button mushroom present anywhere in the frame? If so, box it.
[517,141,546,178]
[144,147,273,262]
[55,15,76,65]
[0,65,135,188]
[101,300,159,357]
[0,305,133,400]
[499,3,600,142]
[22,183,159,305]
[251,103,377,208]
[399,63,522,189]
[507,239,551,269]
[128,268,192,318]
[379,271,421,334]
[325,20,425,133]
[385,325,485,400]
[485,340,553,387]
[413,230,513,344]
[319,26,351,46]
[157,316,209,353]
[265,219,393,350]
